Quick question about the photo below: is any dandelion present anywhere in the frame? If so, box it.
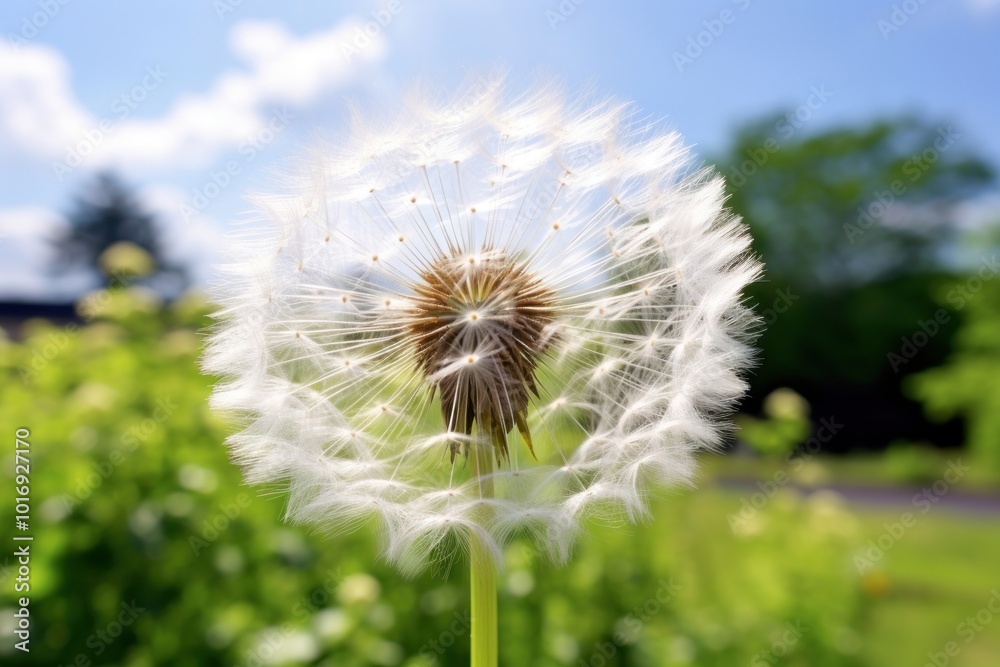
[203,76,760,666]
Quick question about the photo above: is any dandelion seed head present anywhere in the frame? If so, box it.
[204,75,761,573]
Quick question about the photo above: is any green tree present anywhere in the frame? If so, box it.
[722,117,992,290]
[715,117,994,448]
[51,171,186,293]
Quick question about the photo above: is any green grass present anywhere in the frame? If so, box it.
[850,503,1000,667]
[697,454,1000,667]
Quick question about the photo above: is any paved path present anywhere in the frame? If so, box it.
[715,477,1000,516]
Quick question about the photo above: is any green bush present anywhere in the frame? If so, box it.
[908,277,1000,473]
[736,388,811,458]
[0,292,869,666]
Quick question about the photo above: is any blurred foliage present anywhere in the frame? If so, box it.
[715,116,995,449]
[736,388,811,457]
[907,277,1000,473]
[98,241,156,281]
[0,294,877,666]
[722,116,993,290]
[880,442,942,485]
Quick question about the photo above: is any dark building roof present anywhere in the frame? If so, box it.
[0,300,79,339]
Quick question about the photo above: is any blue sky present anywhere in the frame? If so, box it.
[1,0,997,300]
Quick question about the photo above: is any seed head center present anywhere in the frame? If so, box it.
[405,250,558,463]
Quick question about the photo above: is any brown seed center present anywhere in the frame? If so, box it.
[405,250,558,463]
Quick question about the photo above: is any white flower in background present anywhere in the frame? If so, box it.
[204,77,760,574]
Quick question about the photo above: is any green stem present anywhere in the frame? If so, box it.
[470,444,498,667]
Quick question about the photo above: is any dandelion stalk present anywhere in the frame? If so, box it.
[469,444,497,667]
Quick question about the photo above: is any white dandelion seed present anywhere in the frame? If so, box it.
[203,77,761,575]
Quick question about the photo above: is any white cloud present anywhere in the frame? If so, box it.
[140,184,227,284]
[0,206,64,243]
[0,206,81,300]
[0,43,90,158]
[0,17,387,172]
